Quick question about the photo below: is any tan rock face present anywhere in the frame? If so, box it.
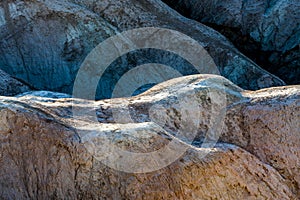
[221,86,300,195]
[0,75,298,199]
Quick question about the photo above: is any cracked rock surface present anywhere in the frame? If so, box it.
[163,0,300,84]
[0,0,285,99]
[0,75,298,199]
[0,69,30,96]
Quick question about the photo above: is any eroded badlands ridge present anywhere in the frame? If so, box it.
[0,75,298,199]
[164,0,300,84]
[0,0,285,99]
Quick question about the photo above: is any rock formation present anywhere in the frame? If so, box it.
[0,75,298,199]
[222,85,300,195]
[0,0,298,199]
[0,0,117,95]
[0,0,285,99]
[0,69,30,96]
[163,0,300,84]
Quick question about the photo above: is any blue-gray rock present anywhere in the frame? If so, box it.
[0,69,30,96]
[163,0,300,84]
[0,0,285,100]
[0,0,117,95]
[17,91,72,99]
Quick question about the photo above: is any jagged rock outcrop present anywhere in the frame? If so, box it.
[0,69,30,96]
[163,0,300,84]
[0,75,298,199]
[0,0,285,99]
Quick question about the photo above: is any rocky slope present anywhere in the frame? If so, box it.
[0,0,117,96]
[0,0,298,199]
[0,0,285,100]
[0,75,298,199]
[163,0,300,84]
[0,69,30,96]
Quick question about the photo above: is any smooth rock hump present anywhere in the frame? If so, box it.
[0,75,298,199]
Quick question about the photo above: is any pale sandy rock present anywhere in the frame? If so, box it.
[221,85,300,195]
[0,104,295,199]
[0,75,298,199]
